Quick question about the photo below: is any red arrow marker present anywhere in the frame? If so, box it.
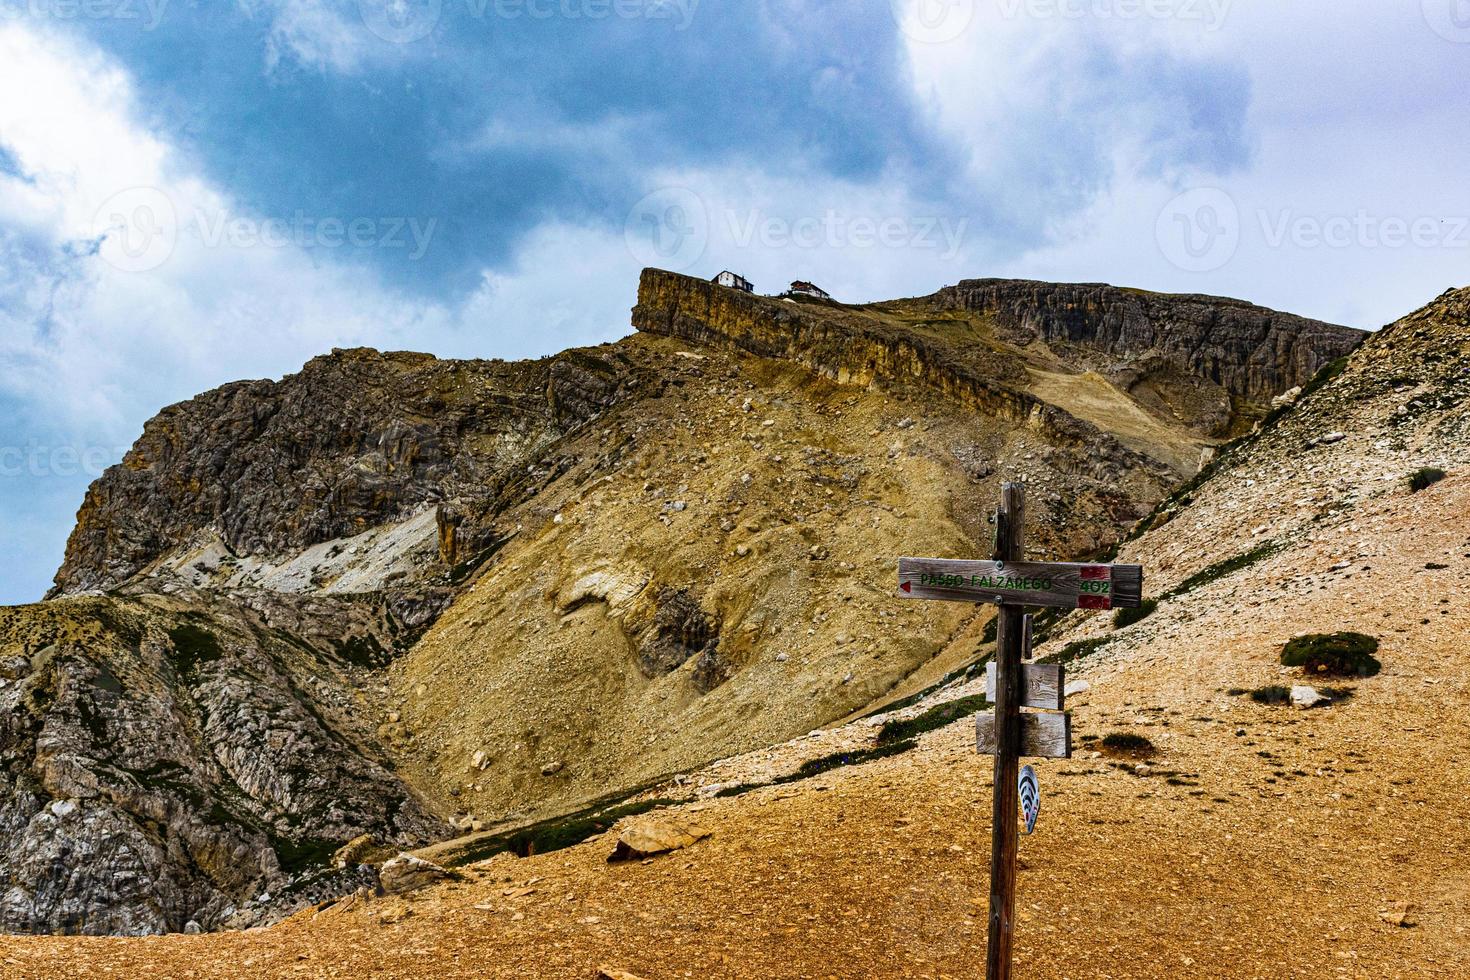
[900,581,912,593]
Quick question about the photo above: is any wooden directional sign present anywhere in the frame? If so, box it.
[985,661,1065,711]
[975,711,1072,759]
[897,557,1143,610]
[894,483,1144,980]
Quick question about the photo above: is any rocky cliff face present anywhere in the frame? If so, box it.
[0,589,446,935]
[53,347,638,597]
[931,279,1364,433]
[7,269,1366,937]
[1120,284,1470,586]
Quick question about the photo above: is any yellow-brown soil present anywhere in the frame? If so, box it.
[5,471,1463,979]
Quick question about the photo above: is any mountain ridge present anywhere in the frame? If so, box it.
[4,280,1462,976]
[3,270,1365,937]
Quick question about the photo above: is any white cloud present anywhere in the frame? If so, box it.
[894,1,1470,328]
[0,22,650,601]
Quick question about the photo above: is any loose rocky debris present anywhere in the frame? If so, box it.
[5,284,1469,978]
[1289,685,1328,709]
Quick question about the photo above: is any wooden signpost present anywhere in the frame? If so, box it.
[895,483,1144,980]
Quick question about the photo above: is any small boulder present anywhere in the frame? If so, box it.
[597,967,649,980]
[609,815,712,862]
[540,761,565,777]
[1271,386,1302,409]
[1379,902,1419,928]
[379,853,452,896]
[1290,685,1328,709]
[183,920,202,935]
[1064,679,1091,697]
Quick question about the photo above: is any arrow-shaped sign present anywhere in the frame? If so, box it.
[896,557,1143,610]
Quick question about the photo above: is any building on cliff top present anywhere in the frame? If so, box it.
[788,280,832,300]
[714,270,754,293]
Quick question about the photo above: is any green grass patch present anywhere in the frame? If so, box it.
[1162,541,1282,600]
[167,623,223,678]
[1100,732,1155,759]
[1113,599,1158,629]
[270,833,342,874]
[854,655,991,723]
[1039,636,1110,666]
[446,796,677,866]
[875,694,990,746]
[1408,467,1447,493]
[505,799,675,858]
[1280,632,1381,677]
[1027,606,1069,647]
[714,740,923,800]
[790,739,919,779]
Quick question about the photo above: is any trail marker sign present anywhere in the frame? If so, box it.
[893,482,1145,980]
[897,557,1143,610]
[1019,766,1040,836]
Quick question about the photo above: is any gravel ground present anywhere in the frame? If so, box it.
[2,473,1464,979]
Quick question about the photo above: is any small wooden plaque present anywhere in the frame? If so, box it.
[975,711,1072,760]
[985,662,1065,711]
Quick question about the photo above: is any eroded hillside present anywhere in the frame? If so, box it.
[4,270,1359,936]
[3,285,1461,978]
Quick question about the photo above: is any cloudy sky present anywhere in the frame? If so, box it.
[1,0,1468,603]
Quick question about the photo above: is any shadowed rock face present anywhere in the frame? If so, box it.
[0,592,446,936]
[51,347,639,598]
[932,279,1365,417]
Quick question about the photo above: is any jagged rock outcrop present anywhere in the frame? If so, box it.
[633,270,1363,440]
[0,592,445,935]
[52,347,642,597]
[633,268,1046,428]
[932,279,1364,429]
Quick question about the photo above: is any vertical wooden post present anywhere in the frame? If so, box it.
[987,482,1025,980]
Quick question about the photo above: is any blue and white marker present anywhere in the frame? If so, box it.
[1019,765,1041,835]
